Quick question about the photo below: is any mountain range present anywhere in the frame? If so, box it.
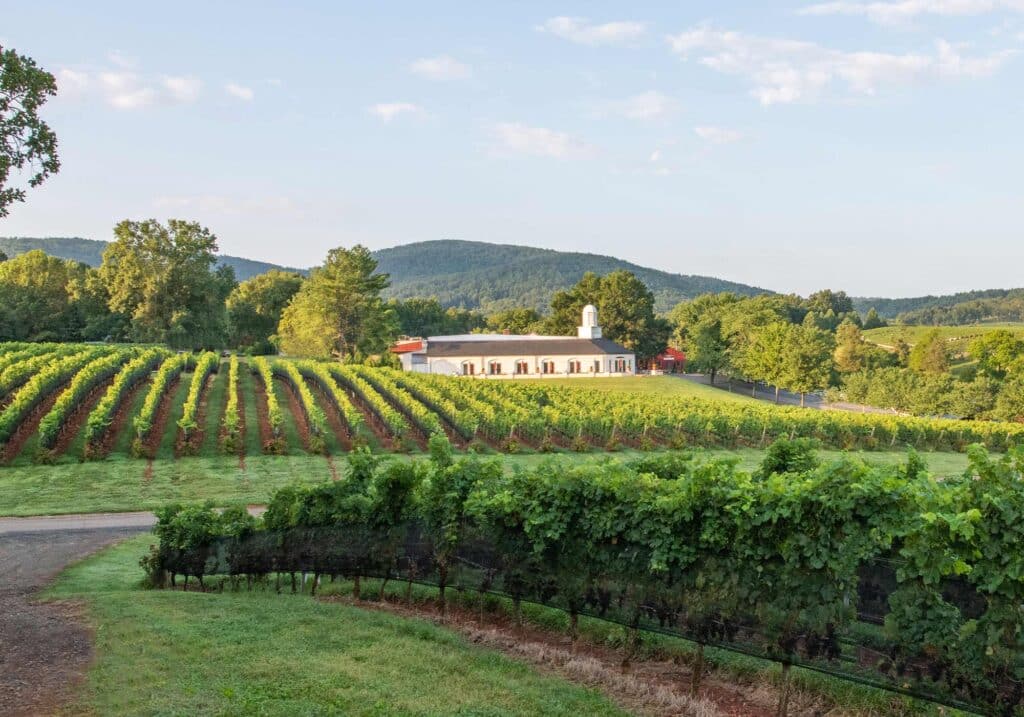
[2,235,1017,318]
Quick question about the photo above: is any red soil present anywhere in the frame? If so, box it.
[175,373,214,458]
[89,378,150,460]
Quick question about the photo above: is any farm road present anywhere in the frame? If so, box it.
[0,525,148,716]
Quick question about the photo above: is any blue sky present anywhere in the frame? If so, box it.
[2,1,1022,296]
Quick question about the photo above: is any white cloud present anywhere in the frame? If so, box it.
[491,123,595,159]
[536,16,646,46]
[57,65,203,109]
[800,1,1024,26]
[162,75,202,103]
[225,83,254,101]
[614,90,679,120]
[368,102,422,122]
[649,149,661,162]
[99,72,156,109]
[667,26,1016,104]
[107,50,137,69]
[409,55,471,80]
[695,126,744,144]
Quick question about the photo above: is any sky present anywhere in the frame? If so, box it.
[2,0,1023,297]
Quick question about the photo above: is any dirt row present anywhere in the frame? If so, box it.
[175,373,215,457]
[47,378,116,459]
[91,378,150,459]
[1,381,69,464]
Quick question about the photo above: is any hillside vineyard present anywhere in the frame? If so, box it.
[0,342,1022,464]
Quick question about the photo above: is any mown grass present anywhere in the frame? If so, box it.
[864,323,1024,352]
[0,448,972,517]
[534,374,758,403]
[46,535,626,717]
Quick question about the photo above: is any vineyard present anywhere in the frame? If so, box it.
[1,341,1023,465]
[152,442,1024,716]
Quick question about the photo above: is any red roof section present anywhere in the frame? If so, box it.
[390,339,424,354]
[656,347,686,361]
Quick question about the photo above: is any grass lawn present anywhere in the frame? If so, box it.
[534,374,758,403]
[46,535,626,717]
[0,448,973,517]
[863,323,1024,352]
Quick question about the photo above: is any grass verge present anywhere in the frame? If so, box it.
[46,535,626,716]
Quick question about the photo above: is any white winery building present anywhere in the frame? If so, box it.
[392,305,636,378]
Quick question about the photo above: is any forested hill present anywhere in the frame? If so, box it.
[374,240,768,313]
[1,236,768,312]
[0,236,304,282]
[852,289,1024,320]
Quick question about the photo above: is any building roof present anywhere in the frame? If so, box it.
[390,339,424,354]
[424,337,634,357]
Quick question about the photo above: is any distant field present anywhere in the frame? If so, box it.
[864,322,1024,354]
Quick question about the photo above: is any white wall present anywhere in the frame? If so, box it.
[422,353,634,378]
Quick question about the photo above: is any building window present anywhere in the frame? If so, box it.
[515,360,529,375]
[461,361,475,376]
[488,361,502,376]
[567,359,581,374]
[593,359,601,373]
[614,357,628,373]
[541,359,555,375]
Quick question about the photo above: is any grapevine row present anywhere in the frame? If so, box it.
[37,349,137,450]
[347,365,443,438]
[177,352,220,438]
[84,348,169,454]
[383,369,478,440]
[271,359,327,453]
[251,356,284,452]
[221,355,241,453]
[329,366,407,438]
[133,353,192,447]
[294,361,367,443]
[0,348,110,445]
[0,344,87,398]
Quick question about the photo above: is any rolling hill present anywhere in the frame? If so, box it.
[0,236,304,282]
[1,236,768,312]
[6,235,1019,317]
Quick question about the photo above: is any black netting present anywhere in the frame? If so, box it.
[156,524,1021,716]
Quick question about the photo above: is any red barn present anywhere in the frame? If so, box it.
[653,347,686,373]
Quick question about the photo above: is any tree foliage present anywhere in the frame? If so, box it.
[226,270,303,352]
[0,45,59,217]
[277,245,397,360]
[99,219,232,348]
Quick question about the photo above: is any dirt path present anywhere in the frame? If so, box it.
[275,377,314,453]
[175,373,214,457]
[307,380,352,452]
[0,527,149,716]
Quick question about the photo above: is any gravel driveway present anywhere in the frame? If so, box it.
[0,525,149,716]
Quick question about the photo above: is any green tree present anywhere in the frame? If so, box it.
[226,270,304,352]
[833,319,868,374]
[390,297,485,337]
[686,319,729,385]
[994,377,1024,422]
[543,272,603,335]
[1,45,60,216]
[907,329,950,374]
[0,250,7,262]
[968,330,1024,380]
[783,324,835,406]
[739,321,791,400]
[485,307,543,334]
[862,307,886,330]
[277,245,397,360]
[0,249,84,340]
[98,219,229,348]
[546,270,669,361]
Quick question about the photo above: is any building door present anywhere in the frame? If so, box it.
[515,360,529,375]
[488,361,502,376]
[541,360,555,375]
[462,361,475,375]
[567,359,581,374]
